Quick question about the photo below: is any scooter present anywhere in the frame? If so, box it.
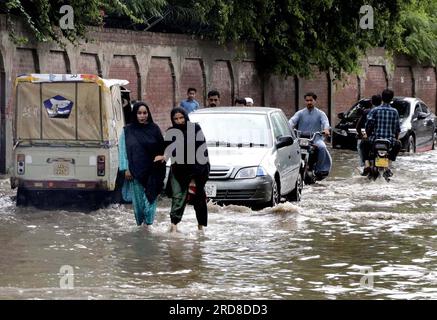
[368,138,393,182]
[296,131,325,185]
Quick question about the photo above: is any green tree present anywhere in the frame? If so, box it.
[191,0,405,79]
[396,0,437,66]
[1,1,435,79]
[1,0,103,45]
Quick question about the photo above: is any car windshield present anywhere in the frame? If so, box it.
[345,100,371,119]
[189,113,272,147]
[391,101,410,118]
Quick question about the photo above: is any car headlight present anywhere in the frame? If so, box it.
[235,166,266,179]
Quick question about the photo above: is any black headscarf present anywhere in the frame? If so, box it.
[124,101,165,203]
[131,101,154,124]
[165,107,210,185]
[170,107,189,130]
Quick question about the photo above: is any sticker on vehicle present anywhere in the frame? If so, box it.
[43,95,74,118]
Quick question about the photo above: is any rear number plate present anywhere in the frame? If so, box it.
[205,183,217,197]
[375,157,389,168]
[54,162,70,176]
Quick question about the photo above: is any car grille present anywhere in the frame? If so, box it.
[209,166,232,179]
[213,189,257,200]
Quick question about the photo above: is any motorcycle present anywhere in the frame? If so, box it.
[295,131,326,185]
[368,138,393,182]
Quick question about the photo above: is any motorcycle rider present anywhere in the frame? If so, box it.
[289,92,332,180]
[356,94,381,175]
[363,89,401,177]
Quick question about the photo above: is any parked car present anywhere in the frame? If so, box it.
[186,107,304,208]
[331,99,371,150]
[393,97,435,152]
[331,97,436,153]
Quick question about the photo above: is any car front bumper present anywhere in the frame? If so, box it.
[207,175,273,205]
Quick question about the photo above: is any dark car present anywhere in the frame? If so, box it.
[331,99,372,150]
[393,97,435,152]
[332,97,436,152]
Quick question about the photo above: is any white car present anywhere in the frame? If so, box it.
[185,107,304,208]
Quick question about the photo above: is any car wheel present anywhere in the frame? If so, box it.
[407,135,416,153]
[304,169,316,185]
[287,172,303,202]
[269,179,280,207]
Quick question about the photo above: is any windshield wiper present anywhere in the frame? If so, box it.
[207,141,267,147]
[207,141,234,147]
[236,142,267,147]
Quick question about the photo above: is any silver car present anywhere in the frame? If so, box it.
[392,97,436,152]
[188,107,304,207]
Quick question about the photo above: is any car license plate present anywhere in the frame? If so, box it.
[375,157,389,168]
[54,162,70,176]
[205,183,217,197]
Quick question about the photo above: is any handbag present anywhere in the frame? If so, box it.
[122,179,133,203]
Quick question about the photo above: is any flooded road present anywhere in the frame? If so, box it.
[0,148,436,299]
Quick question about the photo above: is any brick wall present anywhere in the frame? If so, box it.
[211,61,233,106]
[144,57,175,130]
[266,75,297,118]
[179,59,205,107]
[416,67,437,113]
[78,53,101,76]
[0,53,5,172]
[393,66,413,97]
[238,61,262,106]
[363,66,388,98]
[108,55,140,100]
[47,51,70,74]
[333,75,359,121]
[301,71,329,115]
[14,48,39,77]
[1,14,437,172]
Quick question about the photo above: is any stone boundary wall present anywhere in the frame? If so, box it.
[1,15,436,172]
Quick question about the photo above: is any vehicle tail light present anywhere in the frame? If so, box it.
[97,155,105,176]
[17,154,25,175]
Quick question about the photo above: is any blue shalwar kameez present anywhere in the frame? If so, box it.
[289,107,332,174]
[119,130,160,226]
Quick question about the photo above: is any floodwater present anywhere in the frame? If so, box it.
[0,148,436,300]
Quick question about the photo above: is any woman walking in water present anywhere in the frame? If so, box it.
[118,102,166,227]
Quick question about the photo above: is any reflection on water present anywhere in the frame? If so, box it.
[0,148,436,299]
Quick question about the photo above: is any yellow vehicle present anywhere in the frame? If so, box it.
[9,74,130,206]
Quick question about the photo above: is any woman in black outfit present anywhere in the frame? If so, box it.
[164,107,210,233]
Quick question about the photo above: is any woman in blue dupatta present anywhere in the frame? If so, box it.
[118,102,166,227]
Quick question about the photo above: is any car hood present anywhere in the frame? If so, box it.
[208,147,270,167]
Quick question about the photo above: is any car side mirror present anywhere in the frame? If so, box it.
[276,135,294,149]
[417,112,428,120]
[338,112,344,120]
